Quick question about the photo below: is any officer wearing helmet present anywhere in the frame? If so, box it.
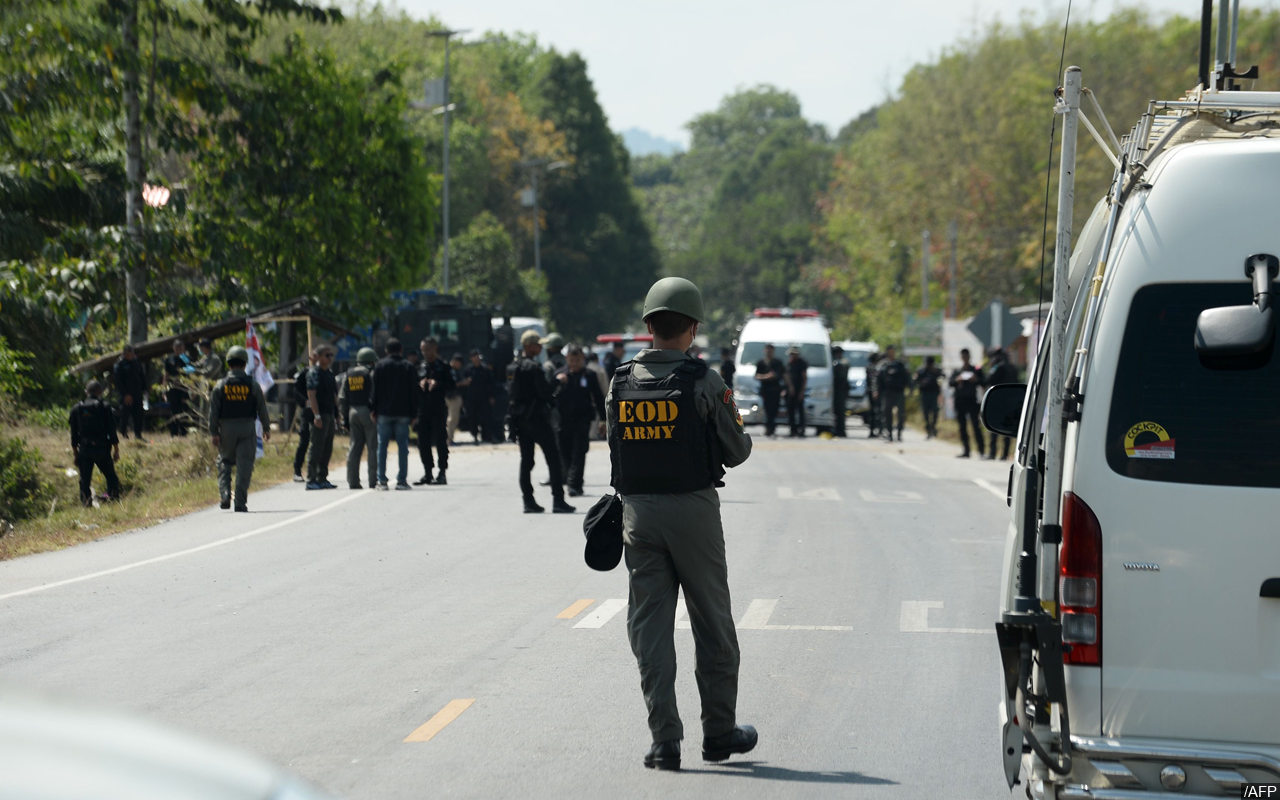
[607,276,756,771]
[209,345,271,512]
[506,330,574,513]
[541,332,567,381]
[340,347,378,489]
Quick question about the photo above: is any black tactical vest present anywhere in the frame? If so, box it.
[219,373,256,419]
[609,358,723,495]
[344,366,371,407]
[73,399,112,447]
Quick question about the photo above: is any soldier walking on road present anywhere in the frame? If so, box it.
[949,347,986,458]
[914,355,943,439]
[305,345,338,490]
[209,347,271,512]
[877,345,909,442]
[70,380,121,507]
[340,347,378,489]
[554,344,605,497]
[506,330,573,514]
[608,276,757,772]
[371,338,420,490]
[292,350,317,482]
[112,344,148,441]
[414,337,454,486]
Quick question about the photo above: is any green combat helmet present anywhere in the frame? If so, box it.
[642,276,704,322]
[357,347,377,366]
[543,332,565,350]
[225,345,249,366]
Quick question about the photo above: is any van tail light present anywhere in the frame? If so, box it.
[1060,491,1102,666]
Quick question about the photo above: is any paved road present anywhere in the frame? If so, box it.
[0,425,1014,798]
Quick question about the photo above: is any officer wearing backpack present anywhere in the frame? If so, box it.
[607,276,756,772]
[877,345,909,442]
[70,380,121,507]
[209,346,271,512]
[340,347,378,489]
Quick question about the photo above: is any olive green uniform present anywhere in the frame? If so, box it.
[209,368,271,509]
[607,348,752,744]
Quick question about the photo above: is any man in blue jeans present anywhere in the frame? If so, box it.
[370,338,420,489]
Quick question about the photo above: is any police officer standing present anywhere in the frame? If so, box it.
[112,343,148,441]
[603,340,627,380]
[877,345,909,442]
[753,344,784,438]
[370,338,420,490]
[831,345,849,438]
[463,349,496,443]
[305,345,339,490]
[291,349,318,482]
[608,276,756,772]
[784,345,808,437]
[209,346,271,511]
[554,344,605,497]
[414,337,454,485]
[914,355,943,439]
[984,347,1019,460]
[195,337,224,381]
[70,380,121,507]
[340,347,378,489]
[541,333,567,381]
[949,347,986,458]
[162,339,195,436]
[506,330,574,513]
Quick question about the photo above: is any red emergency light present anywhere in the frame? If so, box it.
[595,333,654,343]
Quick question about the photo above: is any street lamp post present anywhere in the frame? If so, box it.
[520,158,568,273]
[426,28,467,294]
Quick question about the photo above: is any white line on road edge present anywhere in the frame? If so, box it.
[973,478,1006,500]
[737,598,852,631]
[883,453,939,480]
[899,600,993,635]
[0,492,369,602]
[573,598,626,629]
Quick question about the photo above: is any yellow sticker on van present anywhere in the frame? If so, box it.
[1124,421,1176,460]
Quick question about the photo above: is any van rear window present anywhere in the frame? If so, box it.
[1106,282,1280,487]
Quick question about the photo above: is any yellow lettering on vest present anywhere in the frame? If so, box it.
[657,401,678,423]
[618,401,635,424]
[348,375,365,391]
[661,425,676,439]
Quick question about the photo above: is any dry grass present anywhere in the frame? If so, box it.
[0,416,325,561]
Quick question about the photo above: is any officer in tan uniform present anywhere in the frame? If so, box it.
[607,276,756,771]
[209,346,271,512]
[340,347,378,489]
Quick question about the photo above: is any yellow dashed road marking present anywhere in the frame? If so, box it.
[556,598,595,619]
[404,699,475,743]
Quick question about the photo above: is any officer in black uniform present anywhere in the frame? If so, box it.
[984,347,1019,460]
[603,340,627,380]
[70,380,121,507]
[340,347,378,489]
[305,345,338,489]
[877,345,909,442]
[753,344,784,437]
[506,330,574,514]
[949,347,986,458]
[608,276,756,772]
[415,336,454,485]
[554,344,605,497]
[914,355,943,438]
[112,344,148,440]
[162,339,195,436]
[831,345,849,438]
[209,346,271,511]
[292,349,317,481]
[718,347,735,386]
[463,349,496,443]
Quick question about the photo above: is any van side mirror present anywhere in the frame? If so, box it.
[1195,253,1277,369]
[981,383,1025,437]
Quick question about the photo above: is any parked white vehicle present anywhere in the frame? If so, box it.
[733,309,834,430]
[986,11,1280,798]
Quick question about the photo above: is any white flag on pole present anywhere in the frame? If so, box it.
[245,319,275,457]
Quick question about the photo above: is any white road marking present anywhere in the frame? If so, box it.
[858,489,925,504]
[884,453,938,479]
[573,598,627,629]
[0,491,369,602]
[777,487,842,501]
[973,478,1007,500]
[899,600,993,635]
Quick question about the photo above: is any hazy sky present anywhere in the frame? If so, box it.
[391,0,1267,147]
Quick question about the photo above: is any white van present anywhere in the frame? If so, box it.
[733,309,833,430]
[986,51,1280,798]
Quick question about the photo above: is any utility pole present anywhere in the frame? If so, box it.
[123,0,147,343]
[948,220,958,318]
[520,158,568,273]
[427,28,467,294]
[921,229,931,310]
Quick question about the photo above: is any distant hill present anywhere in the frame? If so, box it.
[619,127,684,156]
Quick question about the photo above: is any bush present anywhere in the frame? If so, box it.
[0,436,54,522]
